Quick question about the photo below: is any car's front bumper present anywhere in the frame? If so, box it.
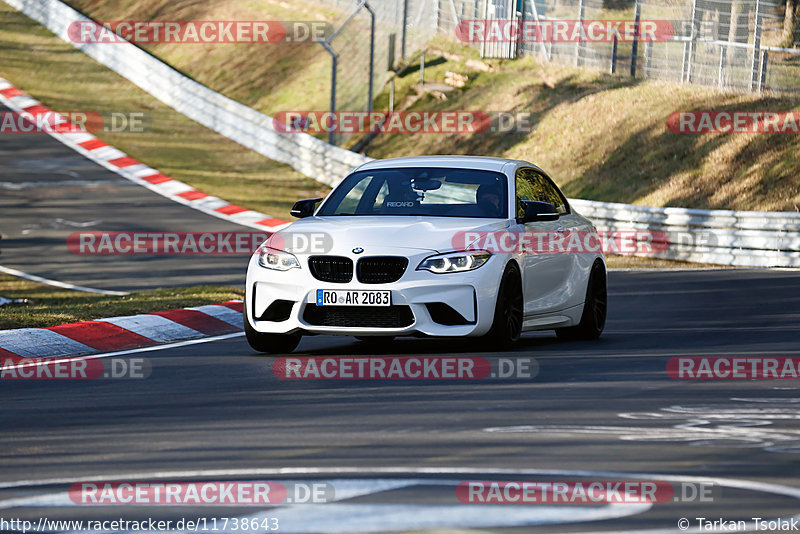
[245,252,505,337]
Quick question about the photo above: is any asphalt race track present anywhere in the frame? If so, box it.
[0,103,254,292]
[1,269,799,533]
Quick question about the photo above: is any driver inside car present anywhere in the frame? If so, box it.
[476,183,502,217]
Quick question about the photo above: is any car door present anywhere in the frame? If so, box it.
[513,167,581,315]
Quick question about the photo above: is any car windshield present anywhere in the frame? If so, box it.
[316,167,508,218]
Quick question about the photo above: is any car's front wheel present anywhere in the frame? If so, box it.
[243,301,302,354]
[484,262,524,349]
[556,260,606,341]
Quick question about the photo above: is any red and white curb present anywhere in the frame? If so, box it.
[0,76,290,232]
[0,301,243,360]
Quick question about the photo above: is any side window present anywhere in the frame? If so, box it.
[515,168,568,217]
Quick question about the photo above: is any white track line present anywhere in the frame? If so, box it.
[0,264,129,295]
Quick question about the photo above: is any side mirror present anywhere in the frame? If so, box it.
[519,200,559,223]
[290,198,323,219]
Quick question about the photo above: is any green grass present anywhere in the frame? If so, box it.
[0,275,242,329]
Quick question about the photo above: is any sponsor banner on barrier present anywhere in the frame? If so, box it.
[667,357,800,379]
[67,20,331,44]
[455,19,674,42]
[667,111,800,134]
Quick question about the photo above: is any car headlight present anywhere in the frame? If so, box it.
[417,251,491,274]
[258,247,300,271]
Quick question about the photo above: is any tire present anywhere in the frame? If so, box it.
[355,336,396,343]
[484,262,524,350]
[243,301,302,354]
[556,260,607,341]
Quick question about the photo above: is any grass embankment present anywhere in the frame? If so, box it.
[61,0,800,212]
[0,274,243,329]
[367,39,800,212]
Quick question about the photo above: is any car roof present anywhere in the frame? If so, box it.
[354,155,541,174]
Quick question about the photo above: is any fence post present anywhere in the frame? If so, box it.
[576,0,586,66]
[644,39,652,77]
[388,33,396,71]
[717,45,727,88]
[516,0,526,60]
[320,40,338,146]
[630,0,641,77]
[683,0,700,82]
[364,1,375,113]
[759,49,769,92]
[681,41,689,82]
[401,0,408,59]
[751,0,763,91]
[420,50,426,84]
[610,34,618,74]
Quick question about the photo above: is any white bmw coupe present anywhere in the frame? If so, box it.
[244,156,606,353]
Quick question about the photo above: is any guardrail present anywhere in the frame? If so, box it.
[570,199,800,267]
[5,0,798,268]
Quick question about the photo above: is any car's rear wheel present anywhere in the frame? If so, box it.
[484,262,524,349]
[556,260,606,341]
[244,301,302,354]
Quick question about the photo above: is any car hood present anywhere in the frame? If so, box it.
[271,216,512,254]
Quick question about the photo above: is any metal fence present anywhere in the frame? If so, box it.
[314,0,800,101]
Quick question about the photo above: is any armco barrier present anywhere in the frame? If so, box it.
[4,0,798,267]
[570,199,800,267]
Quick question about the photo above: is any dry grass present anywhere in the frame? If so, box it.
[366,38,800,212]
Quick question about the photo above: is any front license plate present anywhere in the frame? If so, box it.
[316,289,391,306]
